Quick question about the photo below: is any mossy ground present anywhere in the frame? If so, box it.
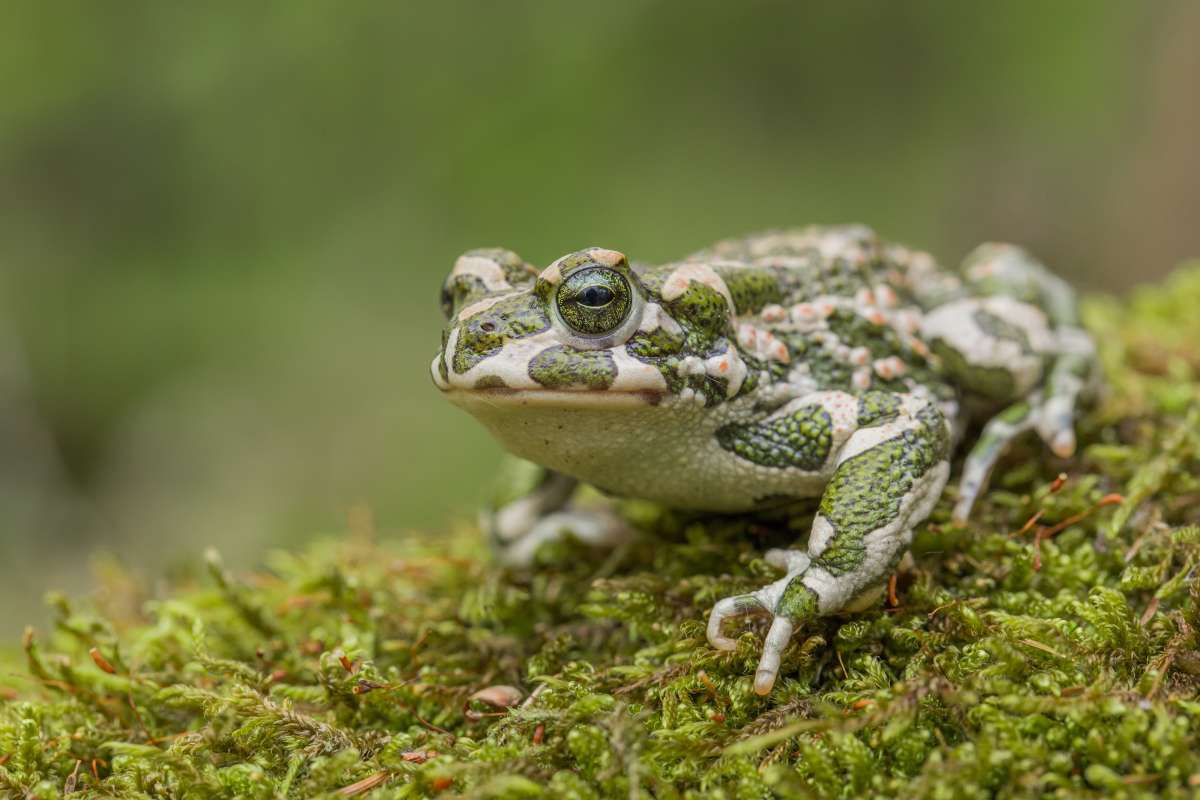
[4,270,1200,799]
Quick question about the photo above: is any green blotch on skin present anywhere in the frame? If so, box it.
[815,405,948,576]
[715,266,784,314]
[441,273,489,319]
[931,338,1017,403]
[533,277,555,303]
[778,579,819,620]
[664,281,733,355]
[786,336,853,391]
[696,371,729,407]
[858,391,902,428]
[717,405,833,470]
[473,375,509,390]
[826,308,911,362]
[626,326,684,360]
[452,292,551,374]
[528,345,617,390]
[736,367,762,397]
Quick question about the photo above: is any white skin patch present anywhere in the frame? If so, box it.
[538,262,564,286]
[920,297,1048,396]
[430,354,450,389]
[677,356,706,377]
[873,355,907,380]
[588,248,628,268]
[456,293,510,321]
[452,255,513,293]
[782,365,819,398]
[760,304,787,323]
[980,296,1053,346]
[638,302,684,337]
[445,329,559,389]
[606,347,671,393]
[705,348,747,397]
[837,395,929,462]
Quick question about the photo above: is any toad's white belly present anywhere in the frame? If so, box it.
[446,389,832,511]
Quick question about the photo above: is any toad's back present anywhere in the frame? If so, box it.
[667,225,959,404]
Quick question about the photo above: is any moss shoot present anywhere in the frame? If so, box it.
[3,268,1200,798]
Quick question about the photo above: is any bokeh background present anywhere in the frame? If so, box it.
[2,1,1198,635]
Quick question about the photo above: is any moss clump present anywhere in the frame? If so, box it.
[3,268,1200,799]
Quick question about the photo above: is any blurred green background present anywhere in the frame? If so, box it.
[2,1,1198,634]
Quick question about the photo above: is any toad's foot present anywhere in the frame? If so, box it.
[706,559,819,696]
[493,507,633,567]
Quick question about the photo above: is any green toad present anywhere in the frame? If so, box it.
[432,226,1097,694]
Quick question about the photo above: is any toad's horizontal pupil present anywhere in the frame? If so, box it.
[579,285,615,307]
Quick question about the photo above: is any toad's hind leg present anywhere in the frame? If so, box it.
[707,395,951,695]
[921,244,1097,520]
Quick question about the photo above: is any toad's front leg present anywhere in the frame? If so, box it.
[486,458,632,567]
[708,393,951,694]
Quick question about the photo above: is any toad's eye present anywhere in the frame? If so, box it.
[556,268,632,336]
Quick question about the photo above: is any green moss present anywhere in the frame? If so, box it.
[3,266,1200,798]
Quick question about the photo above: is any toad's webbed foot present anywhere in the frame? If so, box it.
[706,555,817,695]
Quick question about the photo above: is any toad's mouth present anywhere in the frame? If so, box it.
[443,387,668,409]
